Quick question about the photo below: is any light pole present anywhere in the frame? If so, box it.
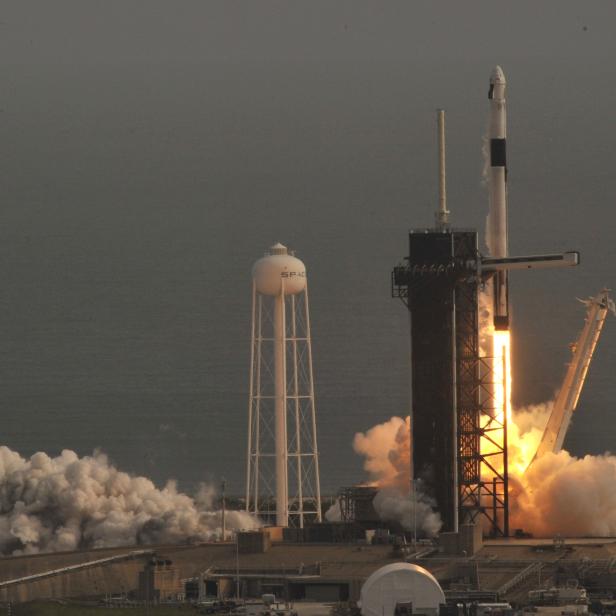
[235,532,240,601]
[412,479,417,548]
[221,478,227,541]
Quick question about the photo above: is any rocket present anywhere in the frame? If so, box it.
[488,65,509,330]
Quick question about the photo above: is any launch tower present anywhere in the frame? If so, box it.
[393,227,492,533]
[245,243,322,527]
[393,93,579,536]
[393,111,502,533]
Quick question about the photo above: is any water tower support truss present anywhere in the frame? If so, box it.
[245,246,322,528]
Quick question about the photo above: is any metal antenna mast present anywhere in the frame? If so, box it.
[435,109,450,229]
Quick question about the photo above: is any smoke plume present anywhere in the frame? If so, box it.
[353,416,409,490]
[372,489,443,538]
[513,401,553,437]
[0,446,259,555]
[349,416,442,537]
[340,401,616,537]
[511,450,616,536]
[478,290,494,356]
[481,286,616,536]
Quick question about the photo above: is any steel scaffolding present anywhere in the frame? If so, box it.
[392,229,509,537]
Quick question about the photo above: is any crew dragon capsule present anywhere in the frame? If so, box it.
[488,65,509,330]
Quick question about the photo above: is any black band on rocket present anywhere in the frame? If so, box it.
[490,138,507,167]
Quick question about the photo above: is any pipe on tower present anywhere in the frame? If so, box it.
[273,284,288,527]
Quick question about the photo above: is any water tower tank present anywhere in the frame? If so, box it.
[252,243,306,296]
[360,563,445,616]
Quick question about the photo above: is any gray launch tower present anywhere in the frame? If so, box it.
[392,229,495,533]
[392,110,503,534]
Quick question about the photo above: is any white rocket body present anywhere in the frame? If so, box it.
[488,65,509,330]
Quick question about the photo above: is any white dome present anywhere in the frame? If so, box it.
[360,563,445,616]
[252,244,307,296]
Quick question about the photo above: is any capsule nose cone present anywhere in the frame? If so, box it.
[490,65,506,85]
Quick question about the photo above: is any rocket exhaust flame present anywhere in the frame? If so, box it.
[478,328,510,491]
[480,299,547,481]
[481,328,543,480]
[492,331,511,428]
[349,287,613,537]
[479,292,616,537]
[352,402,616,537]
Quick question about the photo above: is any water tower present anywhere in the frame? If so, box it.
[245,243,322,527]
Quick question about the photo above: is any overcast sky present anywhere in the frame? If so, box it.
[2,2,614,64]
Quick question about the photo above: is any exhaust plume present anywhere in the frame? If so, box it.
[511,450,616,536]
[0,446,259,555]
[353,416,409,490]
[480,265,616,536]
[350,416,442,537]
[372,489,443,538]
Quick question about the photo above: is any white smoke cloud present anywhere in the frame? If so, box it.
[0,446,259,555]
[511,450,616,537]
[512,401,553,437]
[372,489,442,537]
[507,401,616,537]
[348,404,616,538]
[324,499,342,522]
[478,289,494,356]
[350,416,442,537]
[353,416,409,489]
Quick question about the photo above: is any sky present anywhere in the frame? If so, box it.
[0,1,615,495]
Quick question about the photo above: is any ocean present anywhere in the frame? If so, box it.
[1,56,614,497]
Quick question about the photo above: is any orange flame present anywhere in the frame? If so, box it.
[492,330,512,426]
[481,328,544,479]
[479,330,509,480]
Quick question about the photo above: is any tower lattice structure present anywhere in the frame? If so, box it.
[245,243,322,528]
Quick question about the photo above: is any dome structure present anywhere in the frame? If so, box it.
[360,563,445,616]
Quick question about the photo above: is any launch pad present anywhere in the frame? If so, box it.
[390,70,580,537]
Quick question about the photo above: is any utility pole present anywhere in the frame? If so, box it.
[412,479,417,548]
[221,478,227,541]
[145,561,151,616]
[235,533,240,600]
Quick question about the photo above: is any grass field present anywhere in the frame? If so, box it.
[9,602,198,615]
